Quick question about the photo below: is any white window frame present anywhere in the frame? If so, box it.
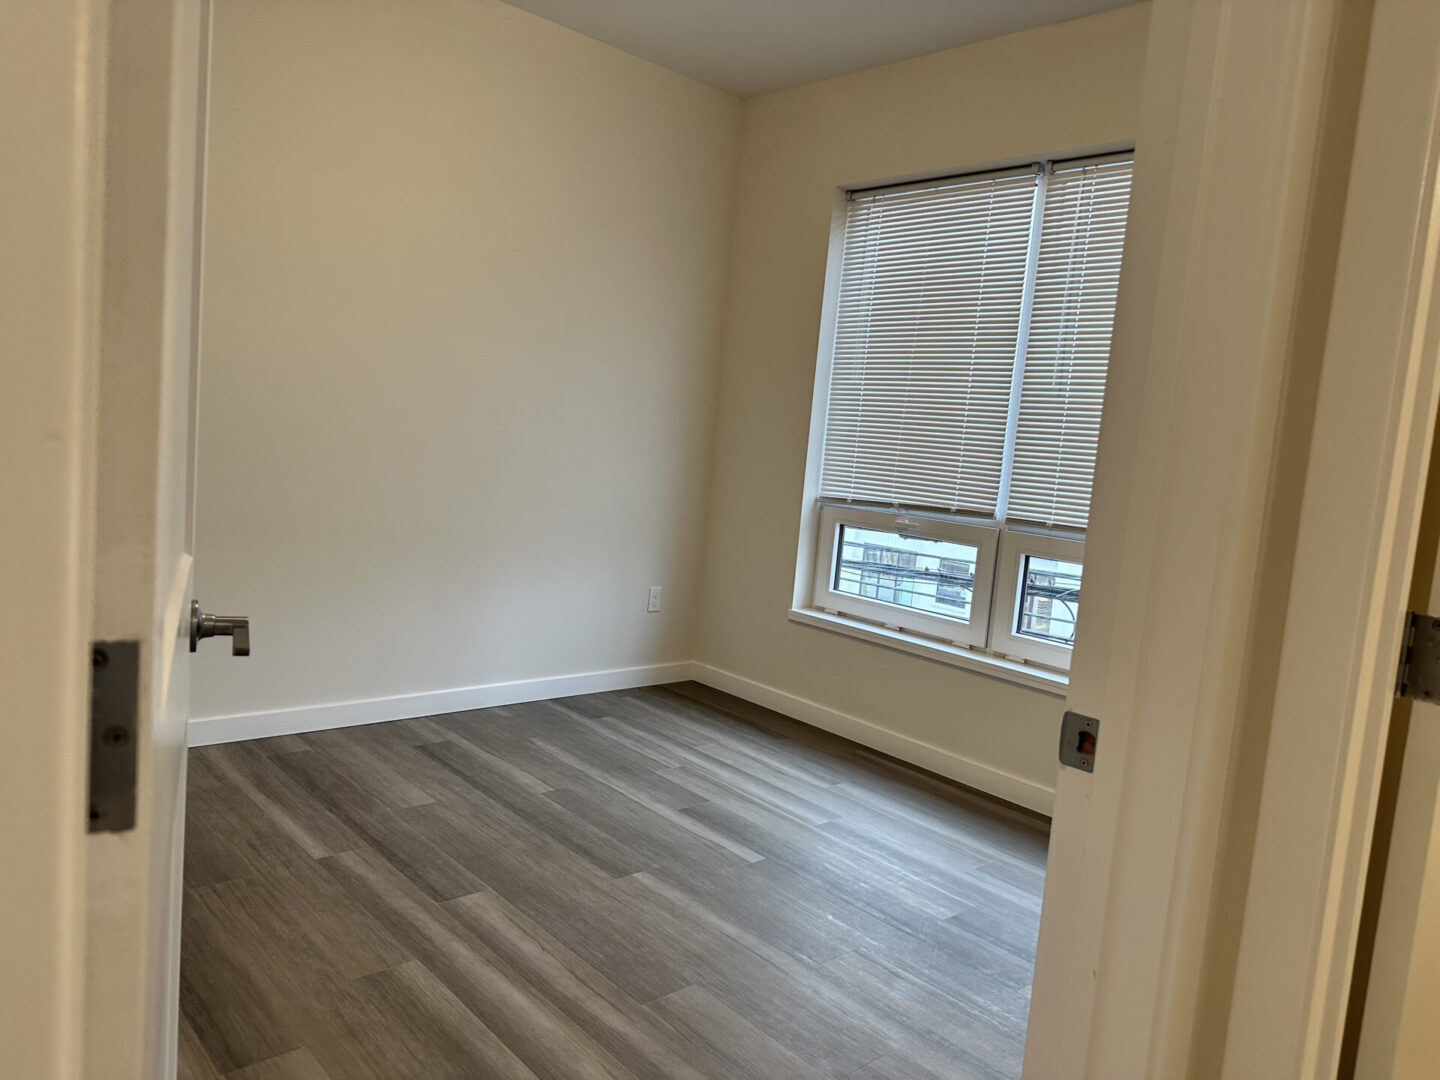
[811,503,999,649]
[793,148,1130,685]
[989,529,1085,669]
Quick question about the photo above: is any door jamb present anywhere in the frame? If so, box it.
[1026,0,1440,1075]
[0,2,106,1078]
[1223,0,1440,1072]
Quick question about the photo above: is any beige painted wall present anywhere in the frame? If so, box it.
[695,5,1150,800]
[194,0,1148,805]
[193,0,739,719]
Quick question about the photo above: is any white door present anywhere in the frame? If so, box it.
[2,2,217,1077]
[1025,0,1440,1076]
[84,1,213,1077]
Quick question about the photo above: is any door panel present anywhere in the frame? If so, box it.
[87,2,208,1077]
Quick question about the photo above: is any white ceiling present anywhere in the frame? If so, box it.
[499,0,1141,97]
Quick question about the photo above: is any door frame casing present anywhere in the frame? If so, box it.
[0,1,107,1077]
[1026,0,1440,1076]
[1347,423,1440,1077]
[1224,0,1440,1071]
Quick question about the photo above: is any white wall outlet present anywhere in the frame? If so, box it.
[647,585,663,612]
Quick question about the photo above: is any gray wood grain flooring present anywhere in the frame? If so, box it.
[179,682,1047,1080]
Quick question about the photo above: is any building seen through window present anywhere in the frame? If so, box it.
[1017,556,1081,644]
[834,525,977,623]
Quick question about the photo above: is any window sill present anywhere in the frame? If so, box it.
[787,607,1069,697]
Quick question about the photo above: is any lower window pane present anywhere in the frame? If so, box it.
[1017,555,1082,645]
[834,525,977,624]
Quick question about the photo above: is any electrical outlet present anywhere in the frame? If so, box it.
[647,585,663,612]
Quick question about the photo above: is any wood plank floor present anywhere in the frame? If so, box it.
[178,682,1048,1080]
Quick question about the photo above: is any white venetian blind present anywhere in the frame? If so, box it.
[818,170,1040,516]
[1006,158,1134,529]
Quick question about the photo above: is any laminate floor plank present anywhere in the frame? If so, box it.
[442,888,719,1080]
[182,781,314,891]
[615,691,797,759]
[663,684,867,774]
[178,1015,224,1080]
[823,949,1026,1078]
[415,740,660,877]
[677,792,975,922]
[215,855,414,982]
[296,961,542,1080]
[199,741,363,859]
[642,985,829,1080]
[180,882,316,1073]
[249,733,311,757]
[410,802,702,1002]
[179,681,1046,1079]
[618,870,894,1076]
[299,727,438,809]
[545,776,763,875]
[817,816,1041,925]
[225,1048,334,1080]
[432,709,602,791]
[848,1054,969,1080]
[268,747,393,820]
[648,859,870,967]
[344,803,493,902]
[322,848,636,1080]
[185,747,228,793]
[566,711,693,770]
[657,758,843,827]
[530,710,690,774]
[686,738,863,809]
[531,736,708,810]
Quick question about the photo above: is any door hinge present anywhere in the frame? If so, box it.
[1396,611,1440,702]
[89,640,139,833]
[1059,710,1099,772]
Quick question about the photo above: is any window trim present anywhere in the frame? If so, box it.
[792,145,1132,691]
[811,503,999,649]
[989,529,1085,670]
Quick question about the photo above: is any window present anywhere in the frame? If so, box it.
[990,530,1086,669]
[813,504,998,648]
[1019,557,1083,645]
[802,153,1133,675]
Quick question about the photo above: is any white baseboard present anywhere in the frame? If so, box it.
[689,663,1055,816]
[186,661,695,747]
[188,658,1054,815]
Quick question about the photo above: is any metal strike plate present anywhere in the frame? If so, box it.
[1059,710,1099,772]
[89,640,139,833]
[1396,611,1440,702]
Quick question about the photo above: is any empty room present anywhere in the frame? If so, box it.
[12,1,1440,1079]
[181,2,1136,1074]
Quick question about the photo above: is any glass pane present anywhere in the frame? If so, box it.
[1016,555,1082,645]
[833,525,978,624]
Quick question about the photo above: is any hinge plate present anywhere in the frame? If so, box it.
[1059,710,1099,772]
[89,640,139,833]
[1396,611,1440,702]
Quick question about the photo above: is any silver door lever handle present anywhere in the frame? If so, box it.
[190,599,250,656]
